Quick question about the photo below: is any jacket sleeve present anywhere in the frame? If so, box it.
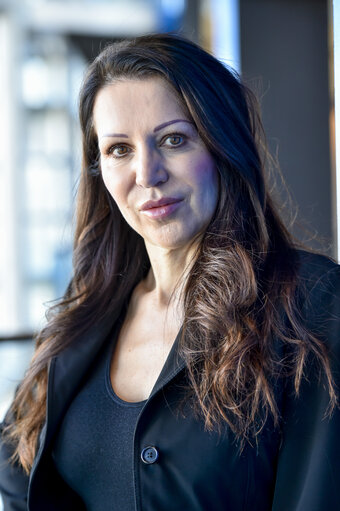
[0,408,29,511]
[271,264,340,511]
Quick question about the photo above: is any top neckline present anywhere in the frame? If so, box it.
[105,333,147,408]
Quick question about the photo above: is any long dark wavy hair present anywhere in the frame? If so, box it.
[4,33,337,474]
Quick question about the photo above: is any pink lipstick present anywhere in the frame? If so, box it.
[139,197,183,219]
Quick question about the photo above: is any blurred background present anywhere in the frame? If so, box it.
[0,0,339,493]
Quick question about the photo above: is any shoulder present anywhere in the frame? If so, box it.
[272,250,340,510]
[293,249,340,305]
[294,248,339,285]
[293,249,340,354]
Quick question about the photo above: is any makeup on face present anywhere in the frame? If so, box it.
[93,77,219,250]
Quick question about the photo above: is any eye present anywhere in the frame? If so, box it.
[162,133,186,147]
[107,144,131,158]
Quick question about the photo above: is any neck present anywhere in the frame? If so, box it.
[143,240,199,309]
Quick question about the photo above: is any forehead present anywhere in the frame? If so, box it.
[93,77,190,135]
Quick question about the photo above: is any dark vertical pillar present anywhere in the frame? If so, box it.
[181,0,201,43]
[240,0,333,256]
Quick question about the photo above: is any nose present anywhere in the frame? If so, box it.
[134,146,168,188]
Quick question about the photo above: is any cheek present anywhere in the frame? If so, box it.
[190,154,219,200]
[101,166,127,207]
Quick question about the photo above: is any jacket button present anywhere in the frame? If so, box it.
[141,446,159,464]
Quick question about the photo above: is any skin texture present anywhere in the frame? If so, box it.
[94,77,219,257]
[93,77,219,401]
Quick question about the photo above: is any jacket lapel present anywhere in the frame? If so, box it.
[44,309,122,447]
[29,304,187,504]
[29,308,123,495]
[149,326,186,399]
[44,310,186,448]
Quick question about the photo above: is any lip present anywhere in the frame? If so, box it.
[139,197,182,211]
[139,197,184,219]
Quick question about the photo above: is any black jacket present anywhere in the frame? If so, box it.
[1,251,340,511]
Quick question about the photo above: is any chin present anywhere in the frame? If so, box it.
[145,227,203,252]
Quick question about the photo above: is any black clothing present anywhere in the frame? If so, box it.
[52,327,145,511]
[1,250,340,511]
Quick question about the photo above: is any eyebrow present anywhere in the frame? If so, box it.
[100,119,193,139]
[153,119,193,132]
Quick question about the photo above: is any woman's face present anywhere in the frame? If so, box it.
[93,77,219,251]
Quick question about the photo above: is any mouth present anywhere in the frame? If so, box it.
[139,197,184,219]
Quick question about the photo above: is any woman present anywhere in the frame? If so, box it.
[1,33,339,511]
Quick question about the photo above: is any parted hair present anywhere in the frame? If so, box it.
[4,33,337,473]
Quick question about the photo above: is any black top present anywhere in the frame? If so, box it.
[52,327,146,511]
